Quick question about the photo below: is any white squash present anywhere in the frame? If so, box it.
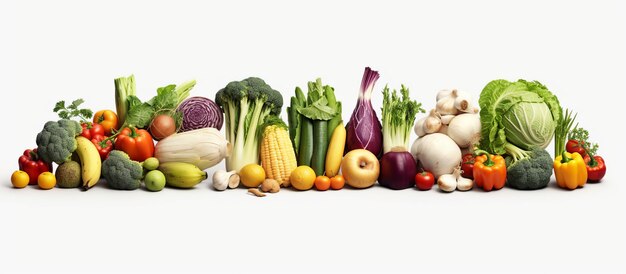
[155,128,231,170]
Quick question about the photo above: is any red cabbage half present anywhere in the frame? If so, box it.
[345,67,383,157]
[177,96,223,132]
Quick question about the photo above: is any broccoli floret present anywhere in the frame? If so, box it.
[505,148,553,190]
[215,77,283,171]
[102,150,143,190]
[35,119,82,164]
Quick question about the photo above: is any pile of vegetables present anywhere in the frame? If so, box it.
[10,69,608,195]
[567,127,606,182]
[410,88,481,191]
[287,78,342,176]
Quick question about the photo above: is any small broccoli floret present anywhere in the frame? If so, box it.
[214,77,283,171]
[35,119,82,164]
[505,148,553,190]
[102,150,143,190]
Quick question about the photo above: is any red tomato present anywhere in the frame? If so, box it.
[461,154,475,179]
[415,171,435,191]
[566,139,586,158]
[80,122,105,140]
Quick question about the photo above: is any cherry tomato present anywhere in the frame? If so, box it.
[329,175,345,190]
[461,154,475,179]
[566,139,586,158]
[80,122,105,140]
[314,176,331,191]
[415,171,435,191]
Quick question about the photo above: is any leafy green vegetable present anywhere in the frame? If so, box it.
[554,108,577,156]
[122,80,193,129]
[296,79,337,120]
[478,79,561,164]
[381,84,424,153]
[287,87,306,155]
[215,77,283,171]
[288,78,342,174]
[53,98,93,122]
[115,75,136,126]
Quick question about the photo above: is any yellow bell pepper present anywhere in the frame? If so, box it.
[554,152,587,190]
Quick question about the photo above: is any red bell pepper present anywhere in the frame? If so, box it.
[461,153,475,179]
[115,127,155,162]
[584,154,606,182]
[18,149,53,185]
[80,122,105,140]
[92,135,114,160]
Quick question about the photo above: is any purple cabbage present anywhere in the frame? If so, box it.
[345,67,383,157]
[177,96,223,131]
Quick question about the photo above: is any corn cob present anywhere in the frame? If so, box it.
[260,116,297,187]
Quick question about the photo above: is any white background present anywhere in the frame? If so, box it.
[1,0,625,273]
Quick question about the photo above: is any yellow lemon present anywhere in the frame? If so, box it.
[239,164,266,188]
[290,166,316,191]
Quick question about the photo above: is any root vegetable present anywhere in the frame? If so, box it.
[447,113,481,148]
[212,170,237,191]
[424,110,442,134]
[436,90,459,115]
[411,133,462,178]
[414,117,427,137]
[440,115,455,125]
[228,174,240,188]
[456,167,473,191]
[438,124,448,135]
[248,188,266,197]
[261,179,280,193]
[436,89,454,101]
[437,173,457,192]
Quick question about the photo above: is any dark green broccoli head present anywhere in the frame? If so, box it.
[102,150,143,190]
[215,77,283,114]
[505,148,553,190]
[35,119,81,164]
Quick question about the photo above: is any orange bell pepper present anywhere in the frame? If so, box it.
[554,152,587,190]
[473,150,507,191]
[93,110,119,136]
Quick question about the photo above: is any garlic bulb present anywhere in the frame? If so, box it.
[424,109,442,134]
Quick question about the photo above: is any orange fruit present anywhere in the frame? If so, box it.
[290,166,316,190]
[314,176,331,191]
[330,175,345,190]
[37,172,56,190]
[11,170,30,188]
[239,164,266,188]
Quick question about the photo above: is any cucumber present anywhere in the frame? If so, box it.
[298,118,313,166]
[311,120,328,176]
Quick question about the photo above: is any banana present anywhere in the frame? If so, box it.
[158,162,207,188]
[75,136,102,190]
[325,123,346,177]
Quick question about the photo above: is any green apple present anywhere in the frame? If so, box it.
[144,170,166,191]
